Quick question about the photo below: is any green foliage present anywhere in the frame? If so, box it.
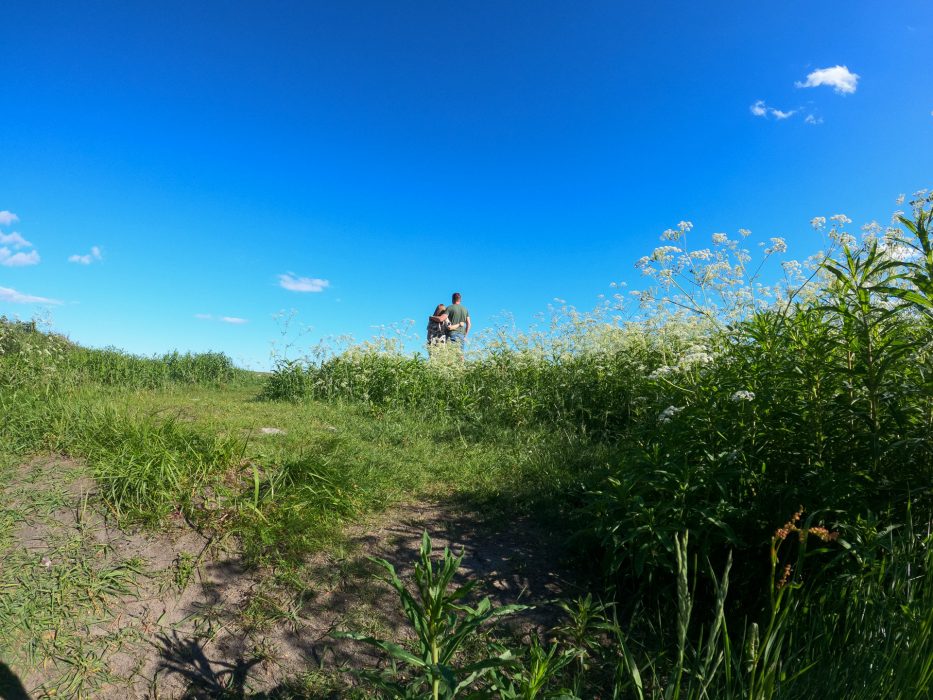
[335,531,529,699]
[348,523,933,699]
[262,331,661,441]
[0,460,143,697]
[0,316,241,391]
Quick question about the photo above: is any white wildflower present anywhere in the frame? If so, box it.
[810,216,826,230]
[651,246,682,262]
[648,365,676,380]
[658,405,683,423]
[712,233,728,244]
[681,346,714,367]
[765,237,787,254]
[880,242,917,263]
[830,231,856,247]
[730,390,755,402]
[782,259,803,278]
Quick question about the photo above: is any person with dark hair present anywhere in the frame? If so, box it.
[445,292,470,344]
[427,303,450,346]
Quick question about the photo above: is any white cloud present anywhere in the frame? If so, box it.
[0,286,61,304]
[751,100,798,121]
[68,246,103,265]
[796,65,859,94]
[0,232,32,249]
[805,114,824,125]
[0,247,40,267]
[196,313,248,324]
[0,216,41,265]
[278,273,330,293]
[770,108,797,120]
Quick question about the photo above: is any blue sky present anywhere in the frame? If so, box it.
[2,1,932,368]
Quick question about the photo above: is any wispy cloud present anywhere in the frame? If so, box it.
[805,114,824,125]
[0,247,40,267]
[0,286,61,304]
[0,215,41,266]
[278,273,330,293]
[770,108,797,120]
[195,313,248,324]
[0,232,31,249]
[750,100,797,120]
[796,65,859,94]
[68,246,103,265]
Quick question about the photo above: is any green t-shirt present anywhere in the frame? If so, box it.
[446,304,469,335]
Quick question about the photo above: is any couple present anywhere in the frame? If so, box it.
[427,292,470,346]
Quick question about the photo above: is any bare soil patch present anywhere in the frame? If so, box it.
[0,457,573,699]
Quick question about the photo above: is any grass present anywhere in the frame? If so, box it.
[1,193,933,697]
[0,455,144,698]
[24,379,601,555]
[0,344,601,696]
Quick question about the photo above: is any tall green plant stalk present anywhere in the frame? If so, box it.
[335,531,526,699]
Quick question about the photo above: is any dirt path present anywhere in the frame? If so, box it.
[0,457,573,699]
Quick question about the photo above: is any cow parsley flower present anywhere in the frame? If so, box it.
[731,390,755,402]
[659,405,683,423]
[651,246,682,262]
[766,237,787,254]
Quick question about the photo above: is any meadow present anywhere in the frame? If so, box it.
[1,192,932,698]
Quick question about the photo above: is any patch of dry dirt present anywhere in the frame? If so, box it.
[2,457,573,699]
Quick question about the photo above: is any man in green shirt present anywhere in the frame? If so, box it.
[446,292,470,344]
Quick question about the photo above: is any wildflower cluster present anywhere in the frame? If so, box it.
[632,218,826,326]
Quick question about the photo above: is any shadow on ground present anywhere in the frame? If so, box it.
[0,662,31,700]
[4,456,585,697]
[150,500,580,697]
